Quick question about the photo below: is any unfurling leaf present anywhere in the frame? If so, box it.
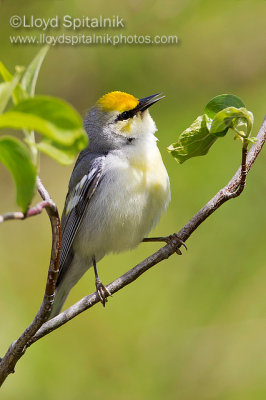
[204,94,245,119]
[0,62,27,104]
[167,115,218,164]
[21,45,49,96]
[0,136,36,212]
[210,107,254,137]
[0,67,25,113]
[168,94,254,163]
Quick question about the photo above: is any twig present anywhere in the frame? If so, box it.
[0,116,265,386]
[0,200,55,223]
[224,143,248,199]
[27,116,266,345]
[0,176,57,224]
[0,178,61,386]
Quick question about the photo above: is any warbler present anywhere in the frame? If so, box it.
[50,91,171,318]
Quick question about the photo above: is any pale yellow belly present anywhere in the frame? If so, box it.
[75,145,170,259]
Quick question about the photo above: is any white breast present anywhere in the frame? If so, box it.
[74,137,170,261]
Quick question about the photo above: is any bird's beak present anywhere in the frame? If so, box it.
[137,93,165,112]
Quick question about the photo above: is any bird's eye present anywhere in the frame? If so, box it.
[116,110,131,122]
[121,111,130,119]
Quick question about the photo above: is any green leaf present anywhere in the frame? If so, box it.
[0,96,88,148]
[204,94,245,119]
[36,141,77,165]
[168,94,254,164]
[167,114,218,163]
[0,82,13,114]
[0,136,36,212]
[21,45,49,96]
[0,62,27,104]
[210,107,254,137]
[0,68,25,113]
[0,62,13,82]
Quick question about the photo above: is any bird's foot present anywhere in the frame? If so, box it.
[95,279,112,307]
[164,234,187,255]
[143,234,187,255]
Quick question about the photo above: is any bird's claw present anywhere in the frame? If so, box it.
[95,279,112,307]
[164,233,187,255]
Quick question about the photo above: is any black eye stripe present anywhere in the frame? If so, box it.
[115,109,135,122]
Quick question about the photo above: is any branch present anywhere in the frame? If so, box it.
[27,116,266,345]
[0,178,61,386]
[0,200,55,223]
[0,116,265,386]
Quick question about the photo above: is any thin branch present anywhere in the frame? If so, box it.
[0,116,265,386]
[0,211,24,222]
[0,178,61,386]
[27,116,266,346]
[0,175,57,224]
[224,143,248,199]
[0,200,55,223]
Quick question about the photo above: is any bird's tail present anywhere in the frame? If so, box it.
[49,256,91,319]
[49,284,70,319]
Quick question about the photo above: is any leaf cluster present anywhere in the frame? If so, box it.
[168,94,255,163]
[0,46,88,212]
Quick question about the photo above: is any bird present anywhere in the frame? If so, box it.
[50,91,171,318]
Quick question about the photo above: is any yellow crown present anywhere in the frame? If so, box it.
[97,91,139,113]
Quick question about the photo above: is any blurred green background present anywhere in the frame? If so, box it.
[0,0,266,399]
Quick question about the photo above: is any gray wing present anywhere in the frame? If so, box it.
[57,155,105,286]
